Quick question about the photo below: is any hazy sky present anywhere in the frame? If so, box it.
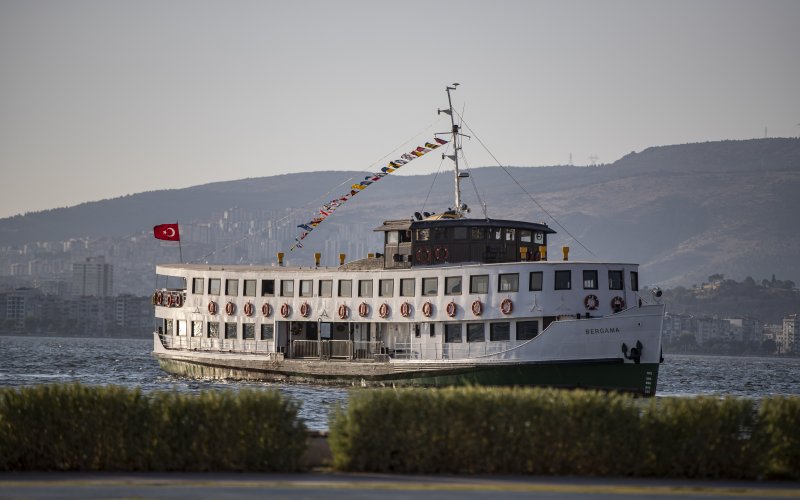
[1,0,798,219]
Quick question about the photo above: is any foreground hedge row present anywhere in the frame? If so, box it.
[329,388,800,479]
[0,384,306,471]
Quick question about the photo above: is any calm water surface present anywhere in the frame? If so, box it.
[1,335,798,429]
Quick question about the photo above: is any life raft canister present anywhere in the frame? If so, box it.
[338,304,349,320]
[225,302,236,315]
[446,301,457,317]
[208,301,218,315]
[611,296,626,313]
[379,303,390,318]
[422,301,433,317]
[500,298,513,315]
[471,300,483,316]
[261,303,272,317]
[584,294,599,311]
[280,303,291,318]
[400,302,411,317]
[358,302,369,317]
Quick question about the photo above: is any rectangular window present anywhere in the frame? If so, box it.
[608,270,624,290]
[470,275,489,294]
[583,270,598,290]
[379,279,394,297]
[191,320,203,337]
[490,322,511,341]
[520,230,532,243]
[467,323,485,342]
[631,271,639,291]
[529,271,543,291]
[429,323,436,337]
[453,227,467,240]
[517,321,539,341]
[498,273,519,292]
[414,324,421,338]
[281,280,294,297]
[225,322,237,339]
[207,321,219,339]
[358,279,373,297]
[300,279,313,297]
[338,279,352,297]
[260,324,274,340]
[192,278,204,294]
[243,279,256,297]
[470,227,485,240]
[177,320,187,336]
[165,319,173,335]
[505,228,515,241]
[422,277,438,296]
[243,323,255,340]
[261,279,275,296]
[445,276,462,295]
[416,228,430,241]
[387,231,399,244]
[319,280,333,298]
[445,323,462,343]
[491,228,503,240]
[225,279,239,296]
[555,270,571,290]
[209,278,221,296]
[400,278,415,297]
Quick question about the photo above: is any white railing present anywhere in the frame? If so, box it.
[328,340,353,359]
[352,341,384,360]
[159,335,273,354]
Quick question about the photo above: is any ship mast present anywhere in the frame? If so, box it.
[438,83,470,216]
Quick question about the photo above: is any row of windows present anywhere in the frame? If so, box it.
[191,270,638,298]
[165,319,274,340]
[413,227,545,244]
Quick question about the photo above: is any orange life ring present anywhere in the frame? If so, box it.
[261,303,272,317]
[379,303,390,318]
[611,296,626,313]
[415,247,431,264]
[243,302,254,316]
[300,302,310,317]
[584,294,599,311]
[434,247,449,262]
[280,303,291,318]
[400,302,411,317]
[446,301,457,317]
[471,300,483,316]
[208,301,218,315]
[338,304,349,320]
[358,302,369,317]
[174,294,183,307]
[225,302,235,315]
[500,298,513,315]
[422,301,433,317]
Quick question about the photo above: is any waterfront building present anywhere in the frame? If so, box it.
[72,256,113,297]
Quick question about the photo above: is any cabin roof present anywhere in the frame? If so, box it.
[374,217,555,234]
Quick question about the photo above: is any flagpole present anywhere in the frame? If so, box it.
[177,220,183,263]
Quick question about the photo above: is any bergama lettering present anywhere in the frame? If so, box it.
[585,327,621,335]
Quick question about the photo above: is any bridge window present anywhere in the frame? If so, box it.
[225,279,239,296]
[244,280,256,297]
[529,272,543,291]
[400,278,415,297]
[243,324,255,340]
[379,279,394,297]
[319,280,333,297]
[453,227,468,240]
[261,324,274,340]
[338,280,352,297]
[471,227,485,239]
[491,228,503,240]
[555,270,571,290]
[520,230,532,243]
[467,323,485,342]
[225,322,237,339]
[281,280,294,297]
[445,323,462,343]
[631,271,639,291]
[505,228,516,241]
[490,322,510,341]
[261,279,275,296]
[192,278,204,294]
[387,231,399,244]
[517,321,539,341]
[416,229,430,241]
[445,276,462,295]
[207,322,219,338]
[583,270,598,290]
[209,279,221,295]
[498,273,519,292]
[422,277,438,296]
[300,280,313,297]
[608,270,624,290]
[358,279,373,297]
[470,275,489,294]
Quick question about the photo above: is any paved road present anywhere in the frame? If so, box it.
[1,472,798,499]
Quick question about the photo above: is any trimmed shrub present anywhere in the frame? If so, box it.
[0,384,306,472]
[757,397,800,479]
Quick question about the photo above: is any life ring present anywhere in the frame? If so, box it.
[243,302,254,316]
[261,303,272,317]
[358,302,369,317]
[422,301,433,317]
[500,298,513,315]
[300,302,310,317]
[584,294,599,311]
[434,247,449,262]
[156,291,164,306]
[174,294,183,307]
[379,303,390,318]
[415,247,431,264]
[446,301,457,317]
[338,304,349,320]
[151,293,158,305]
[611,296,626,313]
[225,302,235,315]
[280,303,291,318]
[471,300,483,316]
[400,302,411,318]
[167,294,176,307]
[208,301,218,315]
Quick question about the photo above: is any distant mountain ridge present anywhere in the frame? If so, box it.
[2,138,799,288]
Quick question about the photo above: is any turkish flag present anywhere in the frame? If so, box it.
[154,223,180,241]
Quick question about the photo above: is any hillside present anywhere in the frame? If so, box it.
[1,138,799,292]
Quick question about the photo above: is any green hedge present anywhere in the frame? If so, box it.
[329,387,800,479]
[0,384,307,472]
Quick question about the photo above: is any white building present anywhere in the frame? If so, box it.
[72,256,113,297]
[779,315,798,354]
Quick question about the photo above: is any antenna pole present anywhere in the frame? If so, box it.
[444,85,463,214]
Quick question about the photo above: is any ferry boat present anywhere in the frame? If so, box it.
[152,86,665,395]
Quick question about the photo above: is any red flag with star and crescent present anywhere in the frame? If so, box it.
[154,223,180,241]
